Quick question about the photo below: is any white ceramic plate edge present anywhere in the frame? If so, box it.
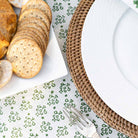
[81,0,138,125]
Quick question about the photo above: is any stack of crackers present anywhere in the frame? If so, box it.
[7,0,52,79]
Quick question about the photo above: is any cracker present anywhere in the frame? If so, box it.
[0,60,12,88]
[10,33,40,50]
[19,9,51,31]
[18,17,49,39]
[7,39,43,79]
[17,22,48,41]
[17,27,47,54]
[11,30,45,56]
[17,23,48,51]
[21,0,52,22]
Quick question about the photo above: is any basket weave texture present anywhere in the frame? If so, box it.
[66,0,138,137]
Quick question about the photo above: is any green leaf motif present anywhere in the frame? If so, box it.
[0,106,3,115]
[70,79,73,82]
[74,131,86,138]
[0,123,8,133]
[62,41,66,53]
[8,111,21,122]
[101,124,113,136]
[80,102,91,116]
[32,89,44,100]
[75,90,81,98]
[67,5,76,16]
[29,133,39,138]
[64,98,76,108]
[92,120,98,128]
[117,132,129,138]
[4,96,16,106]
[52,3,63,12]
[56,126,69,137]
[24,117,36,128]
[59,79,71,94]
[47,91,59,106]
[20,100,32,111]
[134,0,138,8]
[40,122,52,133]
[43,81,56,89]
[63,0,70,2]
[11,128,23,138]
[58,26,68,39]
[96,115,100,119]
[17,90,28,95]
[52,111,65,122]
[35,105,47,116]
[55,15,66,25]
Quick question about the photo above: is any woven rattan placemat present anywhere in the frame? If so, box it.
[66,0,138,137]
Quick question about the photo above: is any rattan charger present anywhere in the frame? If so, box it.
[66,0,138,137]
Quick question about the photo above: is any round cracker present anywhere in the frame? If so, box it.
[7,39,43,79]
[17,27,47,54]
[18,17,49,38]
[19,9,51,31]
[0,60,12,88]
[10,30,45,56]
[10,33,41,52]
[21,0,52,22]
[17,23,48,51]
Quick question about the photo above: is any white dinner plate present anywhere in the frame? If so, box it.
[0,8,67,99]
[81,0,138,125]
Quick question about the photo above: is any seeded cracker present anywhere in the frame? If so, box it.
[21,0,52,22]
[17,23,48,52]
[7,39,43,79]
[17,27,48,55]
[18,17,49,39]
[19,9,51,31]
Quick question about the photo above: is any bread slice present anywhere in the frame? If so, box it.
[0,47,7,59]
[0,60,12,88]
[0,8,17,48]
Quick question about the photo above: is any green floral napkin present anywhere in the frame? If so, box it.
[0,0,129,137]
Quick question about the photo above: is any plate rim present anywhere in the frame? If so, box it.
[66,0,137,137]
[81,0,138,125]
